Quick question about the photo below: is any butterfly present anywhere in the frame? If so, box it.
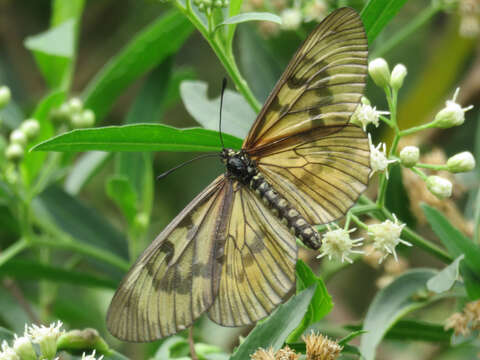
[106,7,370,342]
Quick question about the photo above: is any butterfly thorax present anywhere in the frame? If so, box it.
[221,148,322,250]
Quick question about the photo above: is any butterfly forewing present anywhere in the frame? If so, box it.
[253,124,370,225]
[243,7,368,150]
[207,182,297,326]
[106,175,232,342]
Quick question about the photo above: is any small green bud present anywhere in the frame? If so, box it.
[432,88,473,128]
[446,151,476,173]
[390,63,407,90]
[6,143,24,162]
[13,335,36,360]
[0,85,11,108]
[426,175,452,199]
[82,109,96,127]
[134,212,149,232]
[57,329,110,355]
[68,97,83,114]
[9,129,27,146]
[399,146,419,167]
[20,118,40,139]
[368,58,390,88]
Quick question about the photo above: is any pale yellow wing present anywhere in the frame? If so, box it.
[243,7,367,151]
[106,175,232,342]
[253,124,370,225]
[207,181,297,326]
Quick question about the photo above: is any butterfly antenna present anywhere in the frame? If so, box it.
[219,77,227,150]
[157,153,218,180]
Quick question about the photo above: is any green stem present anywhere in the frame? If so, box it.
[415,163,446,170]
[411,166,428,180]
[173,1,261,113]
[399,122,434,137]
[0,239,30,268]
[371,5,441,58]
[350,214,368,230]
[401,226,452,263]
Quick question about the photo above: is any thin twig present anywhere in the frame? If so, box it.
[188,326,198,360]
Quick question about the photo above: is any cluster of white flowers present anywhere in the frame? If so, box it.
[368,134,397,179]
[351,97,389,131]
[5,118,40,163]
[317,224,364,263]
[193,0,228,13]
[51,97,95,129]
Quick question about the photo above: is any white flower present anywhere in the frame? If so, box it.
[426,175,452,199]
[368,214,411,263]
[351,100,389,131]
[368,58,390,88]
[20,119,40,140]
[433,88,473,128]
[12,335,36,360]
[67,97,83,114]
[82,350,104,360]
[390,63,407,90]
[281,8,302,30]
[9,129,27,146]
[27,321,64,360]
[446,151,476,173]
[303,0,327,22]
[368,134,397,178]
[0,341,19,360]
[5,143,24,162]
[399,146,420,167]
[317,224,364,263]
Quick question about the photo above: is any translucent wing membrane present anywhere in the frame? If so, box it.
[106,176,231,342]
[208,182,297,326]
[243,7,367,150]
[253,125,370,225]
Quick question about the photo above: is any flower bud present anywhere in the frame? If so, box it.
[390,63,407,90]
[9,129,27,146]
[68,97,83,114]
[20,119,40,140]
[433,88,473,128]
[81,109,95,127]
[368,58,390,88]
[0,341,20,360]
[51,103,71,124]
[6,143,24,162]
[446,151,476,173]
[0,85,11,108]
[426,175,452,199]
[281,8,302,30]
[13,335,36,360]
[399,146,419,167]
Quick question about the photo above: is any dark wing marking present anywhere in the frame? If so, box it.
[106,175,232,342]
[207,181,297,326]
[243,7,367,151]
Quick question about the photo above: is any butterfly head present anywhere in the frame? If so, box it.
[221,149,257,184]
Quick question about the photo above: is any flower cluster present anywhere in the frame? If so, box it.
[317,224,364,263]
[193,0,229,13]
[445,299,480,336]
[250,332,342,360]
[50,97,95,129]
[5,119,40,163]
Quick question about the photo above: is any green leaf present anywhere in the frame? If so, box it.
[0,259,117,289]
[64,152,111,195]
[460,264,480,300]
[106,175,137,226]
[226,0,244,47]
[220,12,282,26]
[180,80,256,139]
[24,19,75,88]
[82,10,194,122]
[360,0,409,43]
[422,204,480,292]
[339,330,367,346]
[31,124,243,153]
[427,255,464,293]
[288,260,333,341]
[51,0,85,27]
[230,286,316,360]
[360,269,437,360]
[21,90,66,185]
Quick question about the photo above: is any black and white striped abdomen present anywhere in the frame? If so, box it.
[249,173,322,250]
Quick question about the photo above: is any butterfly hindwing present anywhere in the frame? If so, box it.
[252,124,370,225]
[106,175,232,342]
[208,181,297,326]
[243,7,368,151]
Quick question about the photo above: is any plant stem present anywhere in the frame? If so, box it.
[173,1,261,113]
[415,163,446,170]
[371,5,441,58]
[0,238,30,268]
[401,226,452,263]
[399,122,433,137]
